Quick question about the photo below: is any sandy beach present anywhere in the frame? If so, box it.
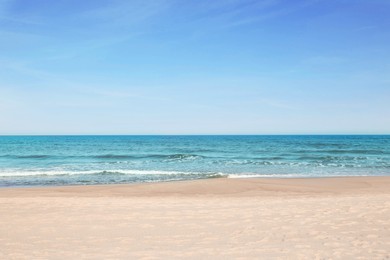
[1,177,390,259]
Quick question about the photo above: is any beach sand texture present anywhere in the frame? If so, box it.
[1,177,390,259]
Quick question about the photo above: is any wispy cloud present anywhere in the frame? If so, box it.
[42,32,143,61]
[0,14,43,25]
[1,0,324,62]
[353,25,376,32]
[199,0,283,26]
[0,0,44,25]
[81,86,171,102]
[180,0,320,30]
[302,56,347,65]
[90,89,141,99]
[0,1,174,61]
[169,0,279,30]
[0,59,59,81]
[78,0,172,28]
[258,98,298,110]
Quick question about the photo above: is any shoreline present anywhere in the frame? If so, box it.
[1,175,390,197]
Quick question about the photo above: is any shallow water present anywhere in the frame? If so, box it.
[0,135,389,186]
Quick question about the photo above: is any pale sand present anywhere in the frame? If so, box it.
[1,177,390,259]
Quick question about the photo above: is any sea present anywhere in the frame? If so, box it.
[0,135,389,187]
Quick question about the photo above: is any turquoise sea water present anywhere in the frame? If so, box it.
[0,135,389,187]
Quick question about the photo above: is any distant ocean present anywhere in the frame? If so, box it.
[0,135,389,187]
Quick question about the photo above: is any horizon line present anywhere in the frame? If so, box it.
[1,134,389,136]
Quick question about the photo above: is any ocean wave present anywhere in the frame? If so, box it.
[94,153,204,160]
[295,149,387,155]
[94,154,142,159]
[0,153,206,161]
[213,159,390,168]
[296,155,369,161]
[165,154,204,160]
[0,155,53,159]
[0,169,225,178]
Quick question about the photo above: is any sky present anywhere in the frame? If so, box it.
[0,0,389,135]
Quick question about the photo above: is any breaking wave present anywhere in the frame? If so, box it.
[0,169,226,178]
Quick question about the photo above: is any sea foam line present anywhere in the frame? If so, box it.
[0,170,375,179]
[0,169,225,177]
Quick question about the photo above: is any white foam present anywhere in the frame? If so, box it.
[227,174,303,179]
[0,170,373,179]
[0,169,204,177]
[227,173,372,179]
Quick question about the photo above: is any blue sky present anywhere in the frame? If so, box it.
[0,0,389,134]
